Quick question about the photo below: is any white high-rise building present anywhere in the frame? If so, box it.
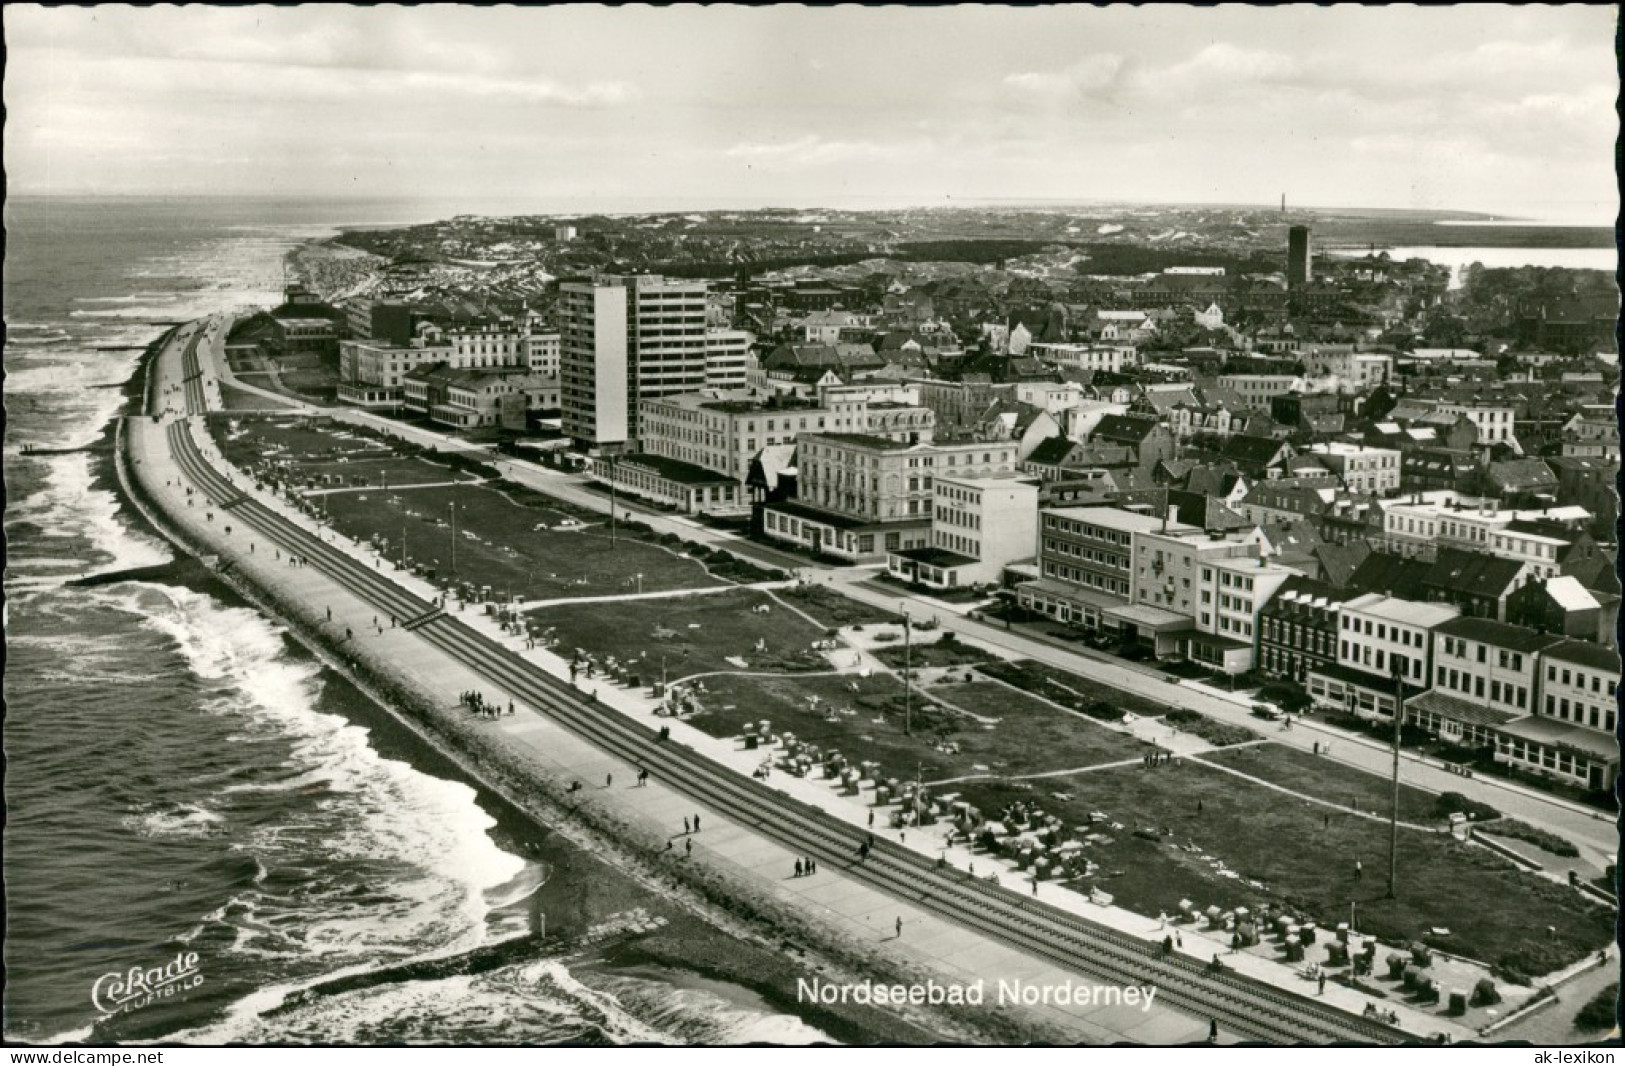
[560,274,709,449]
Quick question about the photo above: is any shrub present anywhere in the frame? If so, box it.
[1164,708,1257,746]
[1574,983,1619,1031]
[1480,819,1581,858]
[1434,792,1501,823]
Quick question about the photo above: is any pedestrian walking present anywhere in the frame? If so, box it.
[685,838,693,857]
[1208,1019,1219,1044]
[807,857,816,875]
[606,772,614,788]
[683,817,691,834]
[895,916,903,938]
[867,811,875,828]
[692,814,700,832]
[1032,878,1039,896]
[795,859,804,878]
[1318,973,1326,996]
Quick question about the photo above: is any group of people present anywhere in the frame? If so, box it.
[461,691,513,720]
[792,857,819,877]
[1141,751,1174,769]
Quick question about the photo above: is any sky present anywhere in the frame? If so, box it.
[4,5,1618,221]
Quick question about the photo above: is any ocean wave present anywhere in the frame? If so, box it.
[19,453,173,572]
[99,582,532,983]
[123,804,228,840]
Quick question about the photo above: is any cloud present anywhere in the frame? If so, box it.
[724,135,920,165]
[1003,53,1126,103]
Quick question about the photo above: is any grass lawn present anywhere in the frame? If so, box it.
[953,763,1613,978]
[528,589,830,679]
[1198,743,1447,825]
[291,455,476,489]
[686,666,1154,796]
[922,679,1150,777]
[320,480,725,601]
[873,639,999,670]
[777,585,900,630]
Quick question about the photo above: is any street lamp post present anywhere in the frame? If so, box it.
[1388,661,1405,900]
[449,501,458,576]
[608,455,618,548]
[901,604,912,737]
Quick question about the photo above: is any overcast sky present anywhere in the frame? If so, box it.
[4,5,1617,220]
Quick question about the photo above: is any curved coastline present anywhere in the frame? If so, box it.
[108,330,1029,1046]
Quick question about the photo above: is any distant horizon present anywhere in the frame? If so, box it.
[7,189,1615,228]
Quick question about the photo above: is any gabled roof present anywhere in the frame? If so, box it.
[1314,540,1371,587]
[1025,436,1082,467]
[1221,435,1291,467]
[1092,413,1164,445]
[1347,552,1433,596]
[1542,638,1620,672]
[1422,547,1525,599]
[1433,616,1563,653]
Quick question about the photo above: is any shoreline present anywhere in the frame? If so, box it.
[105,332,982,1045]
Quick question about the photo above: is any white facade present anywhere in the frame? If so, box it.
[1131,523,1268,621]
[1380,493,1573,580]
[1028,342,1138,374]
[1337,594,1460,686]
[928,475,1040,583]
[1307,443,1401,496]
[1196,556,1299,651]
[703,328,753,390]
[560,283,630,448]
[1421,399,1516,446]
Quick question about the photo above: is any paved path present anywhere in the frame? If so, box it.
[516,580,794,613]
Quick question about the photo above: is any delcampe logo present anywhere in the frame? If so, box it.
[91,952,204,1015]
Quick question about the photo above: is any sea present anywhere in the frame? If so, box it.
[2,195,833,1046]
[1380,246,1617,289]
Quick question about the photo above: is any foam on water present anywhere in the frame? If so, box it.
[11,452,173,573]
[101,582,529,959]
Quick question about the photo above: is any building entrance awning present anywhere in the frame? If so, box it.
[1103,603,1194,632]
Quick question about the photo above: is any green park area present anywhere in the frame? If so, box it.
[776,584,899,629]
[320,482,726,601]
[951,760,1612,980]
[528,589,831,679]
[1200,744,1450,825]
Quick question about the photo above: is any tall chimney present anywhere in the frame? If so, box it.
[1165,504,1177,531]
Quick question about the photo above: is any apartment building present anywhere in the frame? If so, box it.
[703,328,753,390]
[1379,493,1578,579]
[560,274,709,450]
[1027,342,1139,374]
[1258,578,1357,683]
[887,475,1039,588]
[1189,556,1299,673]
[764,436,1016,563]
[1410,617,1558,749]
[1307,594,1459,721]
[1306,443,1402,496]
[1502,640,1619,789]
